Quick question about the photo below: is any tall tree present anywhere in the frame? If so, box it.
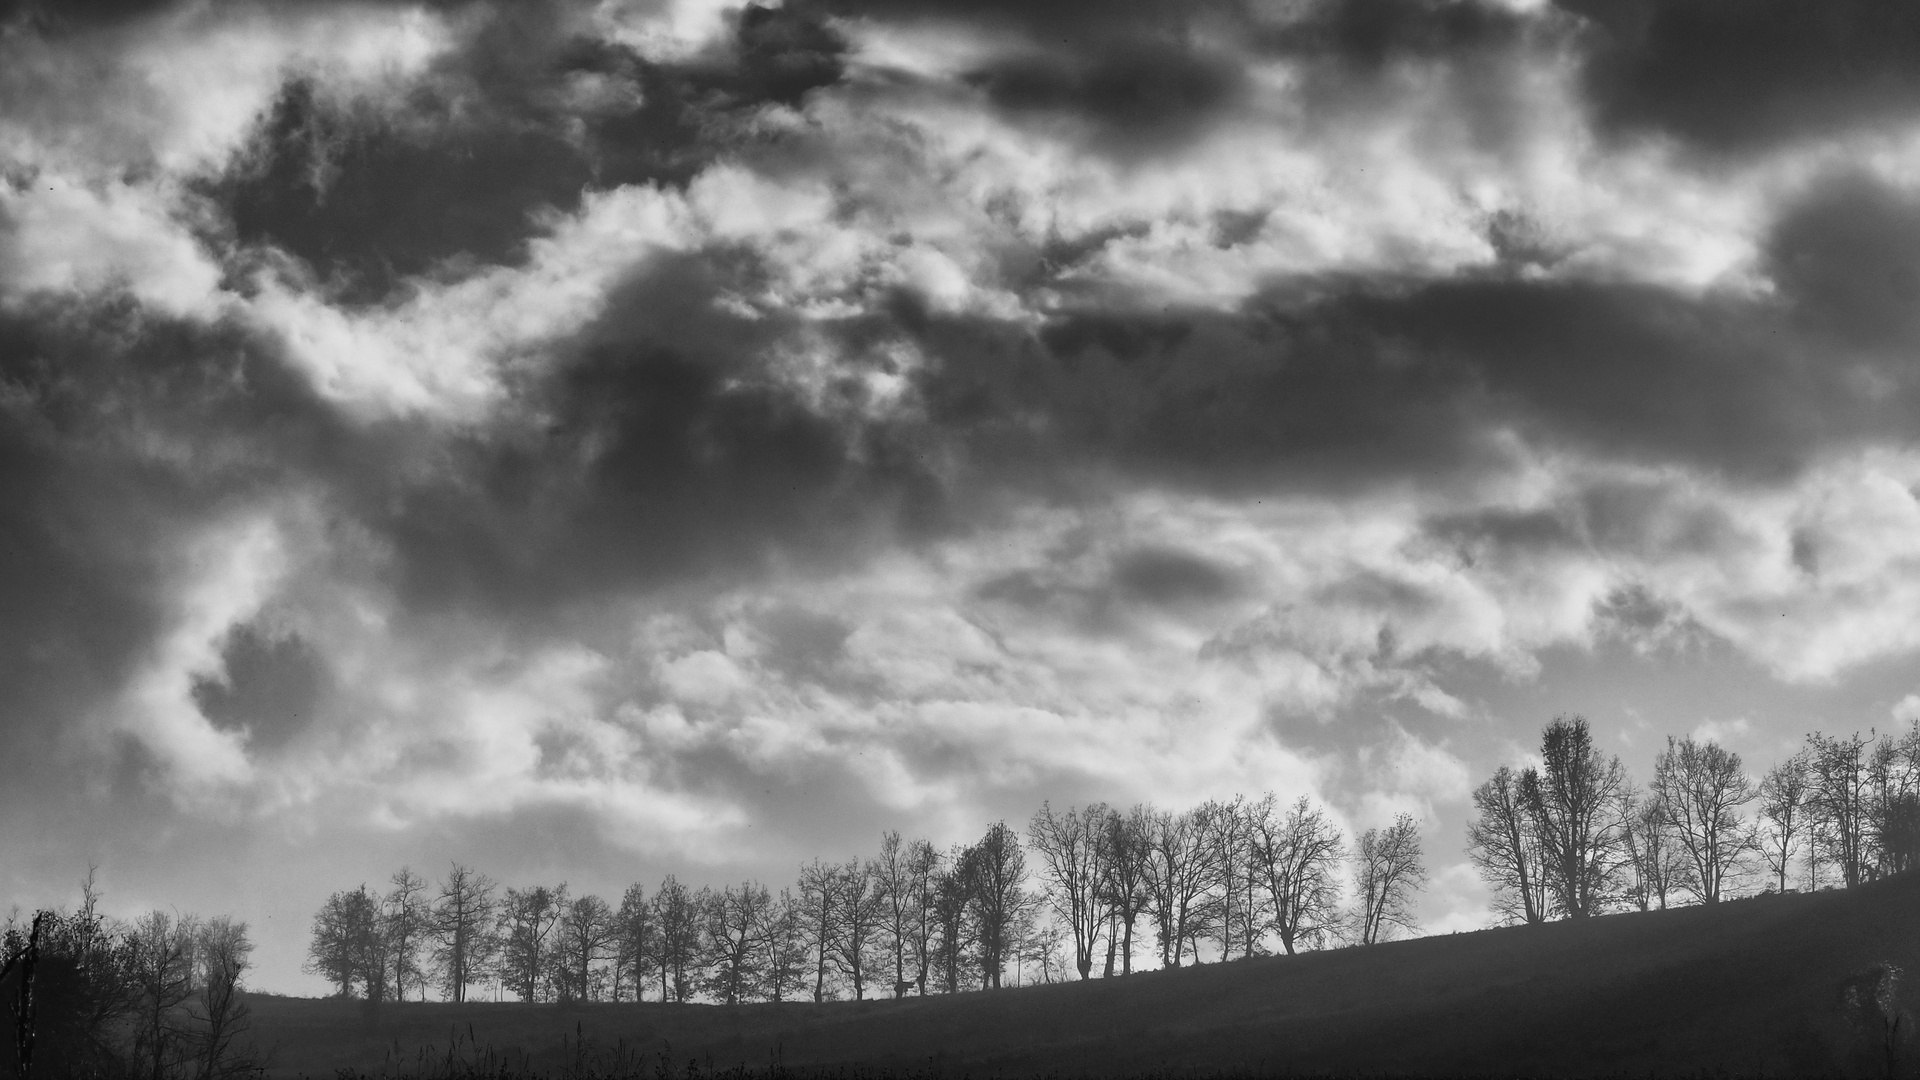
[1027,801,1109,980]
[1466,767,1547,925]
[1142,806,1216,968]
[1758,752,1812,892]
[961,822,1032,989]
[127,911,198,1080]
[554,894,615,1002]
[1098,806,1152,975]
[1522,715,1631,919]
[383,868,430,1003]
[930,851,974,994]
[429,865,497,1004]
[796,860,840,1003]
[1249,795,1345,954]
[1808,731,1873,886]
[872,831,917,996]
[1201,796,1259,961]
[904,839,941,995]
[652,877,703,1004]
[191,917,256,1080]
[703,882,770,1005]
[305,887,381,999]
[612,883,656,1002]
[832,860,883,1000]
[1623,792,1688,911]
[1869,723,1920,876]
[1352,815,1426,945]
[497,885,566,1002]
[756,888,811,1003]
[1652,736,1756,904]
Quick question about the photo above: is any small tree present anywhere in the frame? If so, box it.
[1352,814,1426,945]
[1623,792,1690,910]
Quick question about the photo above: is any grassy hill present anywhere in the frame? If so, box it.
[247,872,1920,1078]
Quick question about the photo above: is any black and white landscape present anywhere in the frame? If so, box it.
[7,0,1920,1076]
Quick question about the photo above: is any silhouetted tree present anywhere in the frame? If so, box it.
[384,867,431,1002]
[756,889,810,1003]
[305,887,381,999]
[429,864,497,1004]
[929,851,974,994]
[903,839,941,994]
[1652,736,1756,903]
[1869,723,1920,877]
[189,917,258,1080]
[497,885,567,1002]
[1522,716,1631,918]
[1098,806,1152,975]
[1623,791,1689,910]
[127,911,197,1079]
[796,860,840,1003]
[961,822,1032,989]
[555,894,615,1003]
[1467,766,1547,924]
[1352,814,1425,945]
[612,884,655,1003]
[1809,731,1874,886]
[873,831,918,997]
[1759,752,1813,892]
[703,882,769,1005]
[1142,806,1214,967]
[1201,796,1258,961]
[832,859,883,1000]
[1028,801,1109,980]
[1250,795,1345,953]
[652,877,703,1003]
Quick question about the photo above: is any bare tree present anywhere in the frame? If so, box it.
[1522,715,1631,919]
[1808,731,1873,886]
[190,917,257,1080]
[652,877,703,1004]
[1869,723,1920,877]
[704,882,770,1005]
[430,864,496,1004]
[612,883,655,1002]
[1623,792,1688,910]
[127,911,197,1080]
[1249,795,1345,954]
[1466,767,1547,924]
[554,894,615,1002]
[930,851,973,994]
[961,822,1032,989]
[756,888,811,1003]
[1652,736,1757,904]
[1352,814,1425,945]
[1759,751,1812,892]
[1142,806,1215,968]
[384,868,431,1002]
[796,860,840,1003]
[497,885,566,1002]
[832,860,883,1000]
[904,839,941,994]
[872,832,918,997]
[1098,806,1152,975]
[1201,796,1258,961]
[1027,802,1109,980]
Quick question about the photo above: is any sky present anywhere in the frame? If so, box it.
[4,0,1920,996]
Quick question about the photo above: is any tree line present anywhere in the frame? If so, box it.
[1,874,258,1080]
[1468,715,1920,922]
[308,794,1428,1006]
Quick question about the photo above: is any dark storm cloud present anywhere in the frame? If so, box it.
[1564,0,1920,153]
[189,625,330,750]
[204,1,847,303]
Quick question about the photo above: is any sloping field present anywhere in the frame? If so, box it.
[249,872,1920,1078]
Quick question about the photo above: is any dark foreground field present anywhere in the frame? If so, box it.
[250,872,1920,1079]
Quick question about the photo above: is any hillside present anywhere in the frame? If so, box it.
[248,873,1920,1078]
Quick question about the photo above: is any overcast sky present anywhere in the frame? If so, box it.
[6,0,1920,995]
